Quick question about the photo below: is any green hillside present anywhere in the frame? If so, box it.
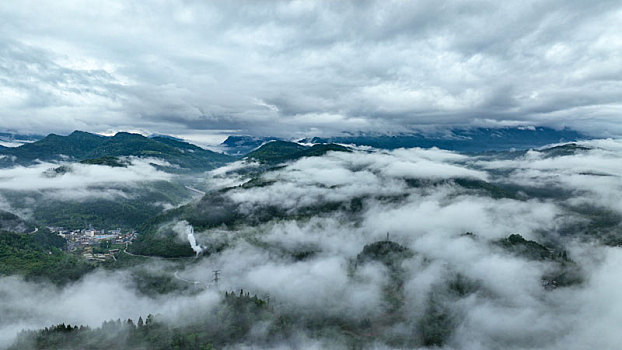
[0,228,94,284]
[0,131,234,171]
[538,143,592,158]
[4,131,105,160]
[246,141,350,163]
[0,210,35,233]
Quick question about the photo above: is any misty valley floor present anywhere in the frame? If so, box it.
[2,140,622,349]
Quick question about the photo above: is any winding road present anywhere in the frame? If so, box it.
[122,249,192,260]
[122,249,211,287]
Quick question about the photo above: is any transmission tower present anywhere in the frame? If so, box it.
[212,270,221,289]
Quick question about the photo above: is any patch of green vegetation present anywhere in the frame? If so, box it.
[31,227,67,249]
[453,178,519,199]
[1,180,190,231]
[246,141,350,164]
[539,143,591,158]
[418,295,455,347]
[404,178,519,200]
[103,249,149,268]
[1,131,105,163]
[0,229,94,284]
[559,204,622,245]
[303,143,351,157]
[0,210,34,233]
[356,240,413,314]
[128,231,195,258]
[497,234,554,260]
[447,273,480,297]
[127,205,196,258]
[496,234,583,288]
[246,140,308,163]
[356,240,413,268]
[33,198,160,230]
[240,177,276,189]
[43,165,73,177]
[80,156,128,167]
[132,268,192,296]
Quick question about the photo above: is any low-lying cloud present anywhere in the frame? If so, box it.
[0,157,172,200]
[2,141,622,348]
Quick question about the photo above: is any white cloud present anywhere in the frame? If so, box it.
[3,141,622,348]
[0,158,171,193]
[1,1,621,136]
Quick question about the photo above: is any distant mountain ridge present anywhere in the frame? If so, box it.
[0,127,590,169]
[304,127,587,152]
[0,130,233,170]
[220,136,279,155]
[0,132,45,148]
[0,132,45,143]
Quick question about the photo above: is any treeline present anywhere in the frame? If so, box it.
[10,291,273,350]
[7,283,474,349]
[10,316,180,350]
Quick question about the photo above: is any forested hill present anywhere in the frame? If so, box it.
[246,140,350,163]
[0,227,94,285]
[220,135,279,155]
[0,131,233,170]
[0,127,588,169]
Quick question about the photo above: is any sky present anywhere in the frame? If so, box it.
[1,0,621,141]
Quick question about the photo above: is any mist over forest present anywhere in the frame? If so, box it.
[2,0,621,348]
[1,136,622,349]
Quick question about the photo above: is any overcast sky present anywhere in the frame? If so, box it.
[1,0,621,141]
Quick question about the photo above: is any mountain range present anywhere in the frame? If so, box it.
[304,127,585,152]
[0,131,233,171]
[0,127,588,170]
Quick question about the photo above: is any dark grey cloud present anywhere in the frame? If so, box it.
[0,0,621,139]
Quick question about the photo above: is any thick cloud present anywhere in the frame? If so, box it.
[181,143,622,348]
[1,1,621,138]
[478,139,622,214]
[0,272,221,348]
[2,142,622,348]
[227,147,488,211]
[0,158,172,200]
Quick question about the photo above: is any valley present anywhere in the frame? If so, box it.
[1,130,620,349]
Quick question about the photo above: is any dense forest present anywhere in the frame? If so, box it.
[0,229,94,284]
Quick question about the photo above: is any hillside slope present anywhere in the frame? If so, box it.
[0,131,233,171]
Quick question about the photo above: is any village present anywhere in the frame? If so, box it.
[49,227,137,262]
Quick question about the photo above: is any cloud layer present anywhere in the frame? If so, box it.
[0,158,172,202]
[2,141,622,348]
[1,1,621,138]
